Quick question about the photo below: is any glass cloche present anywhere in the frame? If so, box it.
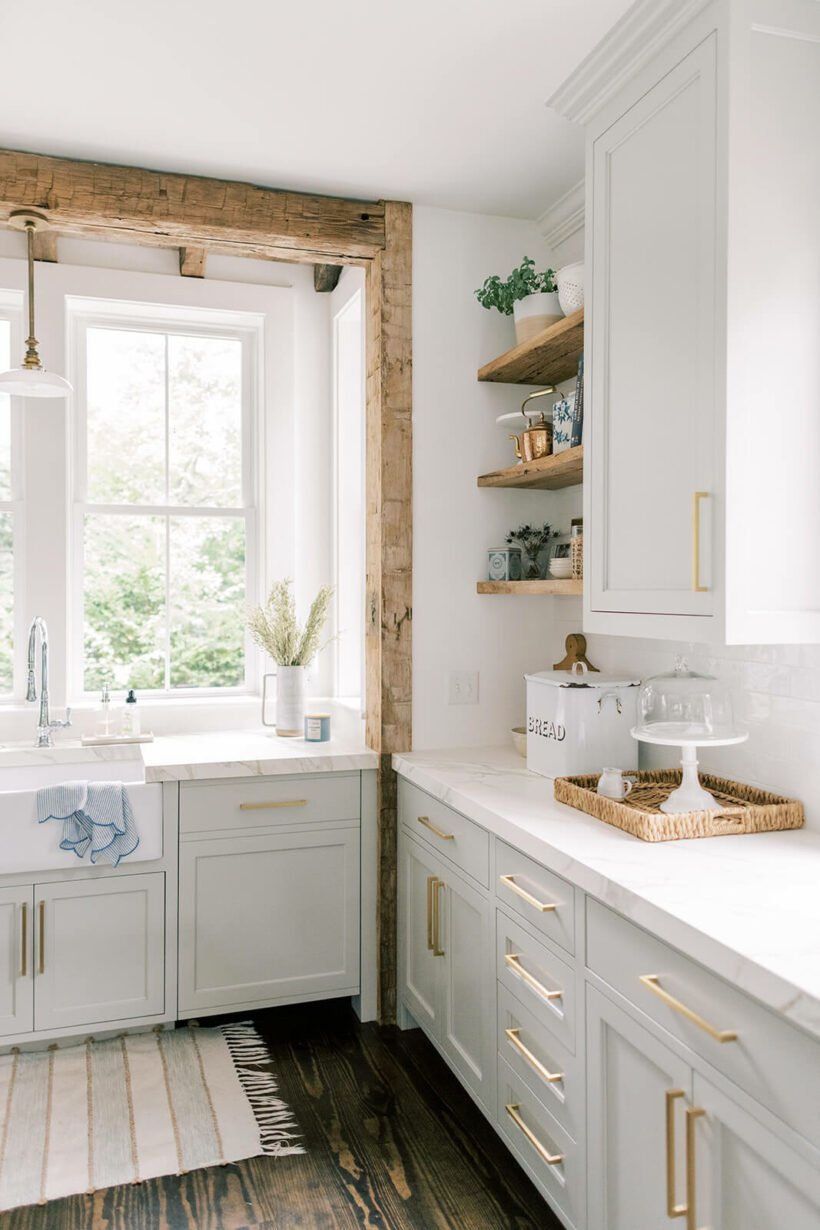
[634,656,738,743]
[631,657,747,814]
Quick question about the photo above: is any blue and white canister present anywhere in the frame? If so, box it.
[552,394,575,454]
[487,548,522,582]
[305,713,331,742]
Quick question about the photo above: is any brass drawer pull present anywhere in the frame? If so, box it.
[692,491,709,592]
[38,900,45,975]
[505,953,562,1004]
[505,1103,563,1166]
[505,1028,563,1085]
[685,1106,705,1230]
[433,878,445,957]
[239,799,308,811]
[665,1089,687,1218]
[640,974,737,1043]
[417,815,455,841]
[426,875,435,950]
[20,902,27,979]
[499,874,557,913]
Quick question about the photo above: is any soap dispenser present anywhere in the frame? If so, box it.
[97,685,112,737]
[122,689,140,736]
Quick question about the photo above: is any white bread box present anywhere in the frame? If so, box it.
[525,663,641,778]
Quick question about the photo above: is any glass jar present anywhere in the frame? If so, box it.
[634,656,737,741]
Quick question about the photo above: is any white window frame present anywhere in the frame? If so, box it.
[68,298,263,700]
[0,291,26,701]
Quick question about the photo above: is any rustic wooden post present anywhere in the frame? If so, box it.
[366,201,413,1023]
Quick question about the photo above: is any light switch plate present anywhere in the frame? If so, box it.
[448,670,479,705]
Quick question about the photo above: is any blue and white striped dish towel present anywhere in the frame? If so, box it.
[36,782,140,866]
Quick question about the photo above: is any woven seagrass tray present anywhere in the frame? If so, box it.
[554,770,804,842]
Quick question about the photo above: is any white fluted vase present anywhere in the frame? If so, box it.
[276,665,306,737]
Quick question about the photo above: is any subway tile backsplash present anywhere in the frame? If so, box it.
[582,633,820,832]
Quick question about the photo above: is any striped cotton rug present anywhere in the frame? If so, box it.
[0,1021,303,1211]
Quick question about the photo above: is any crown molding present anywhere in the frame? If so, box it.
[537,180,585,251]
[547,0,713,124]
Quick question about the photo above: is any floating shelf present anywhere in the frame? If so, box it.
[477,445,583,491]
[477,579,583,596]
[477,309,584,386]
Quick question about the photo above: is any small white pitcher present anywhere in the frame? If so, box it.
[597,767,635,800]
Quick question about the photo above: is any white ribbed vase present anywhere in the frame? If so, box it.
[276,665,306,737]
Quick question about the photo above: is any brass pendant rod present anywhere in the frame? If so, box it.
[22,220,41,370]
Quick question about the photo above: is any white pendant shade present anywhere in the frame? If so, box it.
[0,366,72,398]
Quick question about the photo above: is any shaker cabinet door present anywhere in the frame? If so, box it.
[587,34,719,625]
[178,828,360,1014]
[34,874,165,1030]
[398,834,443,1038]
[587,986,693,1230]
[0,887,34,1037]
[692,1074,820,1230]
[438,870,493,1107]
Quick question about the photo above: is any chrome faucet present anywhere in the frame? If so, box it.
[26,617,71,748]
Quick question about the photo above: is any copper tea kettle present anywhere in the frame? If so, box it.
[509,388,555,463]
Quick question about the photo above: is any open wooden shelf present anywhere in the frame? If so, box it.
[477,579,583,596]
[477,308,584,386]
[477,445,583,491]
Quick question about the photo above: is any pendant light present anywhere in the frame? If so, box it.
[0,210,72,398]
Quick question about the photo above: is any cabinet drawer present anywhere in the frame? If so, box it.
[180,773,360,834]
[399,779,489,887]
[497,1055,580,1229]
[497,910,577,1056]
[587,899,820,1148]
[498,982,581,1144]
[495,840,575,955]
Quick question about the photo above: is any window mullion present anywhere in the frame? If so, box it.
[164,336,171,692]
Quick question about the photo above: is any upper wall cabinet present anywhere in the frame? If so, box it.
[551,0,820,643]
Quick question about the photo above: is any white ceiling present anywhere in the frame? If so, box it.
[1,0,632,220]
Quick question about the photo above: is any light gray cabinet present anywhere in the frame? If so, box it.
[177,776,361,1016]
[398,831,493,1109]
[0,888,33,1037]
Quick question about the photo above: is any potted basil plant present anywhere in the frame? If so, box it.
[475,256,563,344]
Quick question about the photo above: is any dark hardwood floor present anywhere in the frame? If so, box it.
[0,1000,558,1229]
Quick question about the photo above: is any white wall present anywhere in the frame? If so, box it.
[545,220,820,831]
[412,205,581,749]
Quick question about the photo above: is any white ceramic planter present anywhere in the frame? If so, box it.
[556,262,585,315]
[276,665,306,737]
[513,292,563,344]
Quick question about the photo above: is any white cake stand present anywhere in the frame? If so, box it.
[631,727,749,814]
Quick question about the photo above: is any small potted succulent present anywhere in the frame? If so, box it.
[475,256,564,344]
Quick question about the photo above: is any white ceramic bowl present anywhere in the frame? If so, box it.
[511,727,527,757]
[549,559,573,578]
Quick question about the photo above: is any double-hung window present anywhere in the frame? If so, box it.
[71,303,260,696]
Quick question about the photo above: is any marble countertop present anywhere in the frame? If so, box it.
[0,731,378,782]
[141,730,378,781]
[393,746,820,1042]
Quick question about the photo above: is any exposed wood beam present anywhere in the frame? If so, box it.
[32,230,58,262]
[0,148,386,263]
[179,246,207,277]
[313,263,342,292]
[365,201,412,1024]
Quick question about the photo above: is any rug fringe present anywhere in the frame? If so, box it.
[219,1022,305,1156]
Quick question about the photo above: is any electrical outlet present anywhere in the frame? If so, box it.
[448,670,479,705]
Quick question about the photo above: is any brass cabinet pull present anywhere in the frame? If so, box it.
[505,1028,563,1085]
[505,953,562,1004]
[426,875,435,951]
[505,1103,564,1166]
[692,491,709,592]
[417,815,455,841]
[499,874,557,913]
[238,799,308,811]
[685,1106,705,1230]
[433,879,445,957]
[640,974,737,1043]
[20,902,27,979]
[38,900,45,975]
[666,1089,687,1218]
